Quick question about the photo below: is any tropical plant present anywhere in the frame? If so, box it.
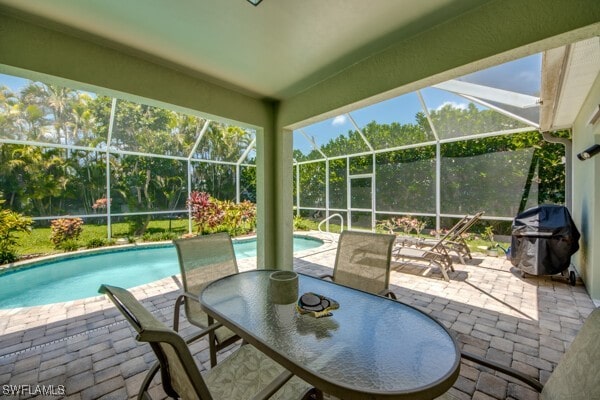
[377,219,397,234]
[85,238,106,248]
[483,226,496,250]
[187,191,224,234]
[50,217,84,249]
[0,200,32,263]
[187,191,256,236]
[293,215,312,231]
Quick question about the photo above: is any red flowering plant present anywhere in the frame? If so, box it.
[410,218,427,237]
[92,197,111,211]
[377,215,426,237]
[395,216,416,235]
[187,191,224,234]
[429,228,449,238]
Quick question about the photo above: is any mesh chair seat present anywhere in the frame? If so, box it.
[99,284,315,400]
[205,345,312,400]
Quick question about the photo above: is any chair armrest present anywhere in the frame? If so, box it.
[173,291,202,331]
[461,351,543,392]
[250,370,294,400]
[319,274,334,281]
[184,321,224,345]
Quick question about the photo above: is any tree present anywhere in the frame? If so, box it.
[294,104,565,221]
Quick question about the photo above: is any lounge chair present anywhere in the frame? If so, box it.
[393,228,455,281]
[321,230,397,299]
[439,307,600,399]
[99,284,317,400]
[418,212,484,263]
[172,233,240,367]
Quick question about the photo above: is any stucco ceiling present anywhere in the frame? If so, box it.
[0,0,491,100]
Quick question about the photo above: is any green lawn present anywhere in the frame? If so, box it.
[14,219,190,257]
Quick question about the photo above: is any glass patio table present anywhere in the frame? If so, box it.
[199,270,460,400]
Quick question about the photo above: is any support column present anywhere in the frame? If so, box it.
[256,103,294,270]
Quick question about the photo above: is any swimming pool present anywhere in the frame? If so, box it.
[0,236,323,309]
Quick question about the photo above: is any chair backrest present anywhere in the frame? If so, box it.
[173,233,239,318]
[99,284,212,399]
[429,224,459,252]
[448,211,484,241]
[333,230,396,294]
[541,307,600,400]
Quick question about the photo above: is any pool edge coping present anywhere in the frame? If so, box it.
[0,233,329,277]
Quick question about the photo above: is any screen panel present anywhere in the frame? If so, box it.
[375,146,436,214]
[298,161,326,209]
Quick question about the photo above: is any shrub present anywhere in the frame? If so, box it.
[0,250,18,264]
[377,216,427,236]
[0,201,32,264]
[50,218,84,249]
[85,238,107,248]
[293,216,312,231]
[59,239,80,252]
[142,231,178,242]
[187,191,256,236]
[187,191,224,234]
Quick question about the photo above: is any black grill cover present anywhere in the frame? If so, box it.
[511,205,580,275]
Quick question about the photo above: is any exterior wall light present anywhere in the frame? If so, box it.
[577,144,600,161]
[247,0,263,5]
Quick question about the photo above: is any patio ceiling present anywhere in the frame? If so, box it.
[4,0,599,132]
[0,0,494,100]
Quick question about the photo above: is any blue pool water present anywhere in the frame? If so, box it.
[0,236,322,308]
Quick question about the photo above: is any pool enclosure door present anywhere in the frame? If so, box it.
[348,174,375,231]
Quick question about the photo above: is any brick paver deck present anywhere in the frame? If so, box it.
[0,232,596,399]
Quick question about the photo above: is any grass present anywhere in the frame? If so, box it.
[13,219,190,257]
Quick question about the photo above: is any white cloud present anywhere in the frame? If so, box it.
[332,115,347,126]
[517,71,537,84]
[434,101,468,111]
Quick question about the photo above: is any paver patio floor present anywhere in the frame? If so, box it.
[0,232,596,399]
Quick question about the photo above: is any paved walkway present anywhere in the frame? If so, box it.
[0,232,596,399]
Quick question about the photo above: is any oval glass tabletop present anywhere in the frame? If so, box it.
[200,270,460,399]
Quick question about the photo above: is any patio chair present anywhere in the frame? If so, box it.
[393,228,455,281]
[99,284,317,400]
[439,307,600,399]
[321,230,397,299]
[172,233,240,367]
[418,212,484,263]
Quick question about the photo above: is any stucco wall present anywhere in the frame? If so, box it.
[572,74,600,304]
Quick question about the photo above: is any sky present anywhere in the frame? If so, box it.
[295,53,541,155]
[0,74,29,93]
[1,53,541,157]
